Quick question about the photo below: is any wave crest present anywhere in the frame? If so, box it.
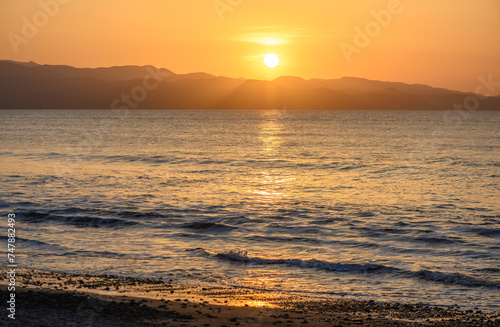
[193,248,500,289]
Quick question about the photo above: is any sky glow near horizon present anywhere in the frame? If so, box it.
[0,0,499,93]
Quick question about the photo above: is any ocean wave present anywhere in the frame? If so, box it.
[19,211,137,228]
[196,248,392,273]
[474,267,500,273]
[338,163,367,170]
[0,201,10,208]
[469,227,500,239]
[221,249,389,272]
[64,250,126,259]
[244,234,324,245]
[99,154,175,163]
[116,210,169,219]
[409,270,499,288]
[94,154,233,165]
[0,235,51,247]
[413,236,463,244]
[309,217,347,225]
[192,248,500,289]
[182,221,236,233]
[0,235,67,253]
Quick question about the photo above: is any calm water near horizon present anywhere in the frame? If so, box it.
[0,109,499,310]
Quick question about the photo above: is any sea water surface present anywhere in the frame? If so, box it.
[0,109,499,310]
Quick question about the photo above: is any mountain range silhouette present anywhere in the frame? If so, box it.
[1,60,498,110]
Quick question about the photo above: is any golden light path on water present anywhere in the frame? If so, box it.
[250,110,293,204]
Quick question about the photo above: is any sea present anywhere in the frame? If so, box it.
[0,109,499,310]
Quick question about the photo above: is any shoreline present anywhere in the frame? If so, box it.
[1,268,498,326]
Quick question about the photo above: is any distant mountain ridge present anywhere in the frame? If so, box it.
[0,60,498,110]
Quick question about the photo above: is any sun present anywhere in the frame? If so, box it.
[264,54,279,68]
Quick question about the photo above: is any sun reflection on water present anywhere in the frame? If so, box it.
[247,110,296,204]
[258,112,284,155]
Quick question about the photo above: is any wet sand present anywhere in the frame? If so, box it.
[0,268,498,326]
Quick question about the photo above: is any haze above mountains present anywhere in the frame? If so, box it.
[1,60,499,110]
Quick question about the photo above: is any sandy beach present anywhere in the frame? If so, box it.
[1,268,498,327]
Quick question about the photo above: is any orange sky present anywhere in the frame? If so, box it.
[1,0,499,93]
